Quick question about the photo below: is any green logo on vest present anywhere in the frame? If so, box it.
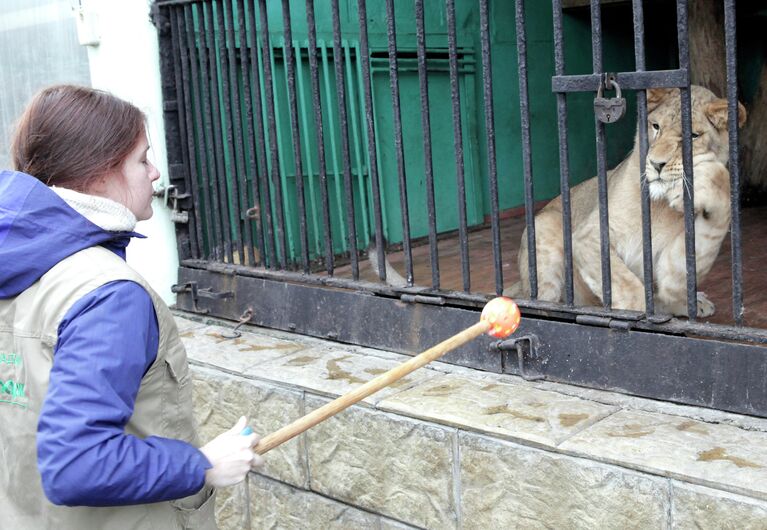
[0,378,27,408]
[0,353,22,367]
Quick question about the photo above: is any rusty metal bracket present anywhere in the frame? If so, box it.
[220,307,254,339]
[153,184,190,224]
[493,334,544,381]
[171,281,232,314]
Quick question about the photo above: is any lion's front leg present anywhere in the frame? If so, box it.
[573,225,646,312]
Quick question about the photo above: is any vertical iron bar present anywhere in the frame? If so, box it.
[183,5,215,260]
[551,0,574,305]
[282,0,311,272]
[170,7,202,259]
[384,0,414,285]
[724,0,743,325]
[305,0,335,274]
[590,0,611,307]
[247,0,276,268]
[294,41,322,257]
[446,0,470,292]
[515,0,537,298]
[357,0,387,283]
[330,0,359,279]
[236,0,263,267]
[676,0,697,320]
[219,0,246,265]
[202,1,232,262]
[257,0,288,268]
[633,0,654,314]
[479,0,503,294]
[415,0,440,289]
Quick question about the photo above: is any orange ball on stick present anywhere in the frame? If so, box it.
[480,296,521,338]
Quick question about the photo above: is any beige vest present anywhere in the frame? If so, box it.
[0,246,216,530]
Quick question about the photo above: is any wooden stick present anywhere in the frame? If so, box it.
[254,320,491,454]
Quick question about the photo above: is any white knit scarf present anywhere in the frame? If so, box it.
[52,187,137,232]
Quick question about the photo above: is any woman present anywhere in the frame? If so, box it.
[0,85,263,529]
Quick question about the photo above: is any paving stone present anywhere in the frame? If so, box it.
[173,315,206,334]
[560,409,767,501]
[379,373,618,447]
[245,474,381,530]
[305,395,457,529]
[460,433,669,529]
[672,482,767,529]
[180,322,309,374]
[191,367,308,488]
[246,345,438,404]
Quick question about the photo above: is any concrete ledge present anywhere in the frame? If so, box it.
[176,313,767,529]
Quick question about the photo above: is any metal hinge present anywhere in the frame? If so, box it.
[400,294,445,305]
[493,334,544,381]
[575,314,634,331]
[153,185,190,224]
[171,281,233,314]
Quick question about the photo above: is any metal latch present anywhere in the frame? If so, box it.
[594,75,626,124]
[153,185,190,224]
[575,314,634,331]
[171,281,233,314]
[493,334,544,381]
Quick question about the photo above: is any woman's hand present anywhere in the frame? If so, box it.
[199,416,264,488]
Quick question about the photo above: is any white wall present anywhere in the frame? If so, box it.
[77,0,178,304]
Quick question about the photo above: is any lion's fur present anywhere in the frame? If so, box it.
[506,85,746,316]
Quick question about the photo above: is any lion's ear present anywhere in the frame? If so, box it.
[646,88,675,112]
[705,98,747,130]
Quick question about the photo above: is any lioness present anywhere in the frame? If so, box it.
[505,86,746,316]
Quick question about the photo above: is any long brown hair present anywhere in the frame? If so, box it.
[11,85,146,192]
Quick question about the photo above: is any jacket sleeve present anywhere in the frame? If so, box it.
[37,280,212,507]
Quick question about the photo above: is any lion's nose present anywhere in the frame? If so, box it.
[650,160,666,173]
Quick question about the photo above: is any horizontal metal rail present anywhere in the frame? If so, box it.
[552,68,688,92]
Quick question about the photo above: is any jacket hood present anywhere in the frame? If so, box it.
[0,170,140,298]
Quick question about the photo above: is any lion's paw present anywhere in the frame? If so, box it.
[696,291,715,317]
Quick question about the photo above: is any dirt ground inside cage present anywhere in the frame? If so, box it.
[336,205,767,331]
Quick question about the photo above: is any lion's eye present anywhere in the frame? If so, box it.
[651,123,660,131]
[692,132,701,139]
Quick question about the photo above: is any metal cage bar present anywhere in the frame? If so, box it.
[219,0,247,265]
[246,0,276,268]
[515,0,537,300]
[281,0,311,272]
[357,0,387,284]
[446,0,470,292]
[676,0,698,320]
[551,0,574,306]
[201,1,231,262]
[632,0,654,315]
[305,0,335,275]
[415,0,440,289]
[479,0,503,295]
[330,0,359,279]
[724,0,744,326]
[236,0,264,267]
[257,0,289,268]
[590,0,612,308]
[384,0,414,286]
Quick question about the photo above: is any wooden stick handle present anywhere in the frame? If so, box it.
[254,320,490,454]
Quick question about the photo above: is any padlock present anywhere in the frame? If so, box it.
[594,79,626,124]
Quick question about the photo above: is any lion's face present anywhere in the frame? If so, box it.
[643,86,746,201]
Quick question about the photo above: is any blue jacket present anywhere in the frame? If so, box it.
[0,170,210,506]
